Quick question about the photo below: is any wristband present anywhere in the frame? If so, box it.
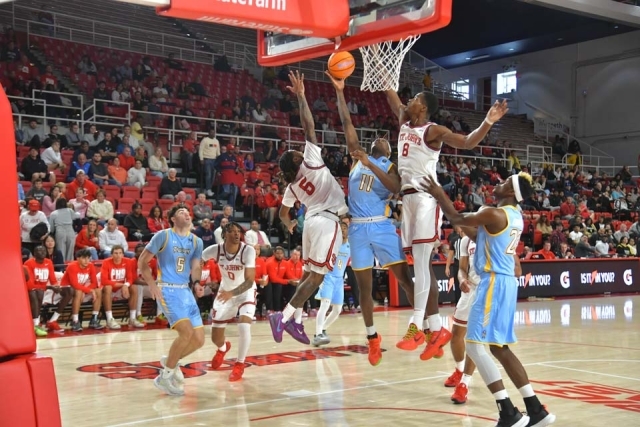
[484,118,494,126]
[123,282,130,287]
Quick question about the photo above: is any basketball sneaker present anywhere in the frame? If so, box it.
[154,372,184,396]
[420,327,452,361]
[228,362,245,382]
[496,409,529,427]
[160,356,184,385]
[155,314,169,326]
[71,321,83,332]
[525,406,556,426]
[129,318,145,328]
[136,315,145,324]
[285,321,310,345]
[211,341,231,370]
[106,318,121,329]
[396,323,425,351]
[34,325,48,337]
[367,334,382,366]
[88,318,104,330]
[312,333,330,347]
[269,312,286,343]
[46,321,63,333]
[445,369,463,387]
[451,382,469,404]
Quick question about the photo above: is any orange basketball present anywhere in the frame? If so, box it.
[328,51,356,80]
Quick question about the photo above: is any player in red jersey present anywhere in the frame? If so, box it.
[61,248,102,332]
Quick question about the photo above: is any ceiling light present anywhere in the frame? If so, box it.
[471,54,490,61]
[509,48,514,51]
[557,37,563,41]
[465,57,471,60]
[614,25,619,29]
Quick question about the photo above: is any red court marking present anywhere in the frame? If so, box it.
[249,407,496,422]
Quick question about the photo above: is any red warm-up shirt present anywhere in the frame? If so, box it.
[201,259,222,284]
[100,258,133,288]
[24,258,57,290]
[284,259,303,281]
[265,257,289,285]
[61,261,99,293]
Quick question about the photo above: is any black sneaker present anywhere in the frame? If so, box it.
[496,409,529,427]
[526,406,556,427]
[88,318,104,330]
[71,321,83,332]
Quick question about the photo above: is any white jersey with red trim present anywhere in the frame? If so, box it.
[202,242,255,292]
[459,235,480,285]
[282,141,348,218]
[397,122,441,191]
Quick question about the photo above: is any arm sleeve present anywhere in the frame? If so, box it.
[282,186,296,208]
[459,236,469,257]
[243,245,256,269]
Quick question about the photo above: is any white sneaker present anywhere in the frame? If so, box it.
[154,373,184,396]
[107,318,121,329]
[160,355,185,385]
[312,333,331,347]
[129,318,146,328]
[206,190,214,197]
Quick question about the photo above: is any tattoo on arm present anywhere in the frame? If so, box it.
[231,279,254,297]
[297,93,317,143]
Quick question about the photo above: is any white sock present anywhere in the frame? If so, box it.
[461,374,472,386]
[323,304,342,330]
[493,389,509,400]
[106,311,113,321]
[428,314,442,332]
[455,360,465,372]
[33,318,40,326]
[72,314,79,322]
[316,299,331,335]
[365,326,376,336]
[422,318,430,331]
[294,307,303,324]
[518,384,535,398]
[237,323,251,363]
[282,304,296,322]
[130,310,137,320]
[92,311,99,316]
[136,285,144,313]
[410,244,433,325]
[50,312,60,322]
[218,342,227,352]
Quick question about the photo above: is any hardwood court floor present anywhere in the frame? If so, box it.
[38,295,640,426]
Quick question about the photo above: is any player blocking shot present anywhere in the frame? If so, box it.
[269,71,349,345]
[383,86,509,360]
[423,173,555,427]
[202,222,256,382]
[139,206,205,396]
[313,220,350,347]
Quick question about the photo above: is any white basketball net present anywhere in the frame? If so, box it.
[359,35,421,93]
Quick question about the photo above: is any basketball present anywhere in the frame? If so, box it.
[328,51,356,80]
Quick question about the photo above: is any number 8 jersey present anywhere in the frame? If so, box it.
[397,122,440,191]
[282,141,348,217]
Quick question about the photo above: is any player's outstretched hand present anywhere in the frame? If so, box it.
[287,219,297,235]
[286,71,305,95]
[421,175,445,200]
[325,71,345,91]
[350,150,371,167]
[486,99,509,124]
[216,289,233,303]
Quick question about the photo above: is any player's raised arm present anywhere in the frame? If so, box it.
[326,72,362,154]
[384,89,406,123]
[351,150,401,194]
[287,71,317,144]
[434,99,509,150]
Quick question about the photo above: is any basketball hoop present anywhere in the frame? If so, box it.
[359,35,421,93]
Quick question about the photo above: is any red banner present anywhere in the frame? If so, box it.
[157,0,350,38]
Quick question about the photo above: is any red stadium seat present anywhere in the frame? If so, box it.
[103,184,120,200]
[140,199,156,214]
[158,199,174,212]
[183,187,197,200]
[141,187,158,200]
[117,198,134,214]
[118,225,129,240]
[122,187,141,200]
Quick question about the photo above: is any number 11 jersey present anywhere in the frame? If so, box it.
[282,140,348,217]
[348,156,394,219]
[397,122,440,191]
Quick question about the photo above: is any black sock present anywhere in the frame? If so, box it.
[496,397,516,417]
[524,395,542,413]
[91,314,98,321]
[367,332,378,339]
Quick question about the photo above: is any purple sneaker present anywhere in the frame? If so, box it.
[269,312,285,343]
[285,321,310,345]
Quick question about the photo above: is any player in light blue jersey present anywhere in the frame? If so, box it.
[424,173,555,427]
[313,220,350,346]
[139,205,205,396]
[327,73,442,366]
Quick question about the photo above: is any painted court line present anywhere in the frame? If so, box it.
[536,363,640,382]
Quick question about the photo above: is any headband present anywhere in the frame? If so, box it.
[512,174,523,202]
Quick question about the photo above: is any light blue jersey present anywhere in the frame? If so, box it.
[474,206,523,276]
[317,242,350,305]
[348,156,393,218]
[146,229,203,284]
[329,242,350,279]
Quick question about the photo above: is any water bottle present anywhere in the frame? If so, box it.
[383,297,388,307]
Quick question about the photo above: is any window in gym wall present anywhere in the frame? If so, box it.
[497,71,517,94]
[451,80,470,100]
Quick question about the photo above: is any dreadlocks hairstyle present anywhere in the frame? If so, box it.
[517,172,534,201]
[421,91,439,119]
[223,221,245,237]
[279,151,299,184]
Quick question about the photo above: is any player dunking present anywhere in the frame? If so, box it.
[424,173,556,427]
[202,222,256,382]
[139,206,205,396]
[384,88,509,360]
[326,73,440,364]
[268,71,349,345]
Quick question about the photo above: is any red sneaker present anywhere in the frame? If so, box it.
[396,323,425,351]
[46,321,63,333]
[367,334,382,366]
[155,315,169,326]
[211,341,231,370]
[228,362,245,382]
[420,327,452,361]
[451,382,469,404]
[444,369,463,387]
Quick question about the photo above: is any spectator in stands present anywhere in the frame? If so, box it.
[118,146,136,170]
[575,235,597,258]
[470,186,485,210]
[127,159,147,188]
[181,131,199,176]
[193,193,213,223]
[283,248,303,305]
[99,218,133,258]
[87,153,111,186]
[73,141,94,163]
[22,146,54,183]
[78,55,97,75]
[117,59,133,81]
[21,199,49,252]
[264,185,282,231]
[313,95,328,112]
[245,220,270,251]
[188,76,207,97]
[25,178,48,203]
[265,246,289,312]
[289,108,301,128]
[213,217,228,245]
[560,196,576,219]
[49,197,79,261]
[2,40,20,62]
[21,119,43,146]
[42,234,64,272]
[453,194,466,213]
[107,157,128,187]
[213,204,235,229]
[194,217,215,249]
[68,153,91,181]
[199,129,221,197]
[42,185,62,217]
[69,188,90,220]
[124,203,153,242]
[536,215,553,241]
[147,206,169,234]
[84,124,103,148]
[569,225,583,245]
[75,219,100,260]
[149,147,169,177]
[40,140,65,176]
[152,79,168,103]
[556,242,575,259]
[533,242,556,260]
[616,236,633,257]
[66,170,98,201]
[615,224,630,243]
[160,168,183,201]
[216,144,241,207]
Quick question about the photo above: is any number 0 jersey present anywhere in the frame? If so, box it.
[348,156,393,219]
[326,242,350,280]
[202,243,256,292]
[397,122,440,191]
[282,140,348,217]
[474,206,523,276]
